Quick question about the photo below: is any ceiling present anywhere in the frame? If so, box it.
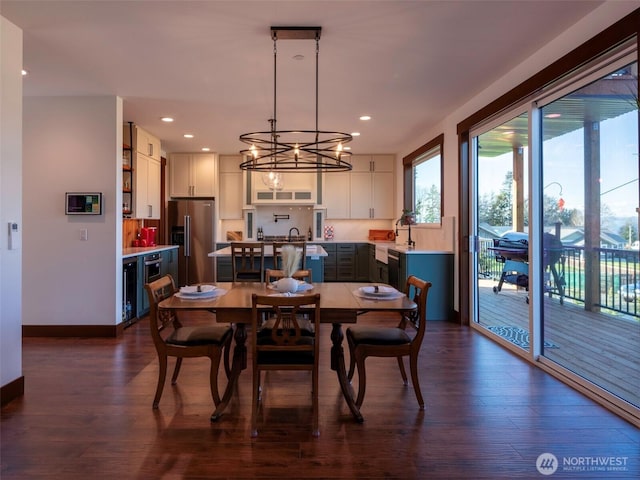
[1,0,607,157]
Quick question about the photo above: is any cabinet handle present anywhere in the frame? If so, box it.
[148,205,152,218]
[148,143,153,157]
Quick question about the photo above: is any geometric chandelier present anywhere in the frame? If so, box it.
[239,26,353,173]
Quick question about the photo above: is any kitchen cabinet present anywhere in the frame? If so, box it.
[321,243,368,282]
[355,243,370,281]
[350,154,395,219]
[161,248,179,281]
[388,249,454,321]
[135,152,161,219]
[123,123,161,219]
[249,171,317,204]
[135,126,161,161]
[323,171,350,219]
[169,153,217,198]
[219,155,243,219]
[368,244,388,284]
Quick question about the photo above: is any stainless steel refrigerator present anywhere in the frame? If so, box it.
[168,198,216,286]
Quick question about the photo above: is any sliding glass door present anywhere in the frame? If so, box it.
[471,112,531,348]
[537,59,639,408]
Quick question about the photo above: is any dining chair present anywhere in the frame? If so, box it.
[265,268,313,283]
[250,293,321,437]
[272,241,307,270]
[231,242,265,282]
[263,268,314,335]
[144,274,233,409]
[346,275,431,410]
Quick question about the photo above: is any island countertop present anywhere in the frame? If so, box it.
[209,244,328,257]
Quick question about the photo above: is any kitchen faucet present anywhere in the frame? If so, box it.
[288,227,300,241]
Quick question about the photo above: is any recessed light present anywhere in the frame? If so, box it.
[183,134,194,139]
[545,113,562,119]
[161,117,174,122]
[201,147,211,152]
[21,69,28,76]
[351,132,361,137]
[359,115,371,121]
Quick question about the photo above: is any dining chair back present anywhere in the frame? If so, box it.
[250,293,321,437]
[272,241,307,270]
[265,268,313,283]
[144,274,232,409]
[231,242,265,282]
[346,275,431,410]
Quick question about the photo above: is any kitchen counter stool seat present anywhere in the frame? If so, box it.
[145,274,232,409]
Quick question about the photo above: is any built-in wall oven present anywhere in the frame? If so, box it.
[144,253,162,284]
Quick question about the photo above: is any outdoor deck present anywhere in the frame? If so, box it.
[477,278,640,409]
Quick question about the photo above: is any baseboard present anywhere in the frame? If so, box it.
[1,376,25,407]
[23,323,124,338]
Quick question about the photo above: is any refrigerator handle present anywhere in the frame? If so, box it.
[184,215,191,257]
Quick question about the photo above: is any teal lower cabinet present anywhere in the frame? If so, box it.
[137,256,149,318]
[160,247,179,282]
[388,249,454,321]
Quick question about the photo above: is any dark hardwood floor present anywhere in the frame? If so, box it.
[2,313,639,479]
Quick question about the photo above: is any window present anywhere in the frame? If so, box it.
[403,134,443,224]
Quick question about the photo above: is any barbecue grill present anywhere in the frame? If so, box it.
[488,231,564,304]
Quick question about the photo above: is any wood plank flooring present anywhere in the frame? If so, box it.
[477,279,640,407]
[2,314,639,479]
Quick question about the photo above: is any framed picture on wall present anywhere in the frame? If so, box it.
[65,192,103,215]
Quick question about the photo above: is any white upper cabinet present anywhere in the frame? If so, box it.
[169,153,217,197]
[349,154,395,219]
[124,124,162,219]
[135,126,161,161]
[218,155,243,219]
[250,171,317,204]
[134,153,161,219]
[324,171,351,219]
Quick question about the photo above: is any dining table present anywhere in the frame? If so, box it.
[158,281,417,423]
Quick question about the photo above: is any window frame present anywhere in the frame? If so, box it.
[403,133,444,224]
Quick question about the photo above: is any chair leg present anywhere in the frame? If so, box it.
[346,333,356,381]
[251,369,260,438]
[208,350,223,406]
[312,367,320,437]
[397,356,408,385]
[171,357,182,385]
[153,354,168,408]
[354,350,367,408]
[409,352,424,410]
[223,336,232,380]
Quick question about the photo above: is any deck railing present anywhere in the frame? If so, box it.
[478,238,640,318]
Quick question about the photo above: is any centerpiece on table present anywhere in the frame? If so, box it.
[275,244,302,293]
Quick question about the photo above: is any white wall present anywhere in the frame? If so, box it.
[1,16,23,387]
[22,96,123,326]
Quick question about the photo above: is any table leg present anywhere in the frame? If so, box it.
[211,323,247,422]
[331,323,364,423]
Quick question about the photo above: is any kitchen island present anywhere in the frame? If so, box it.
[209,243,328,282]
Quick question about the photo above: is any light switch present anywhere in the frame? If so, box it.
[80,229,88,241]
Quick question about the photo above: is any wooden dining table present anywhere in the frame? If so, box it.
[159,281,417,423]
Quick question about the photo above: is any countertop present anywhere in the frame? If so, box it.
[123,244,179,258]
[209,244,328,257]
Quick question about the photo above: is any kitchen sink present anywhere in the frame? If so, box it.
[375,245,389,264]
